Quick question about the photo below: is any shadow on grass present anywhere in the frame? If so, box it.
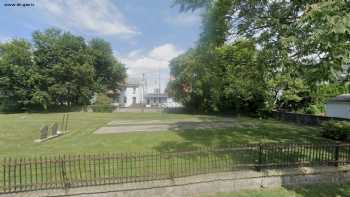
[206,183,350,197]
[154,117,329,152]
[152,117,342,174]
[283,183,350,197]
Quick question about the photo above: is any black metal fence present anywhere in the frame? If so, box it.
[1,143,350,193]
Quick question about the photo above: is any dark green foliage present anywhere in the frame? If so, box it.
[168,39,266,113]
[94,93,113,105]
[170,0,350,113]
[215,40,267,113]
[199,0,233,46]
[90,105,116,112]
[89,38,126,93]
[90,92,115,113]
[0,28,126,112]
[0,99,21,113]
[32,28,96,108]
[304,105,322,115]
[0,39,37,110]
[321,121,350,141]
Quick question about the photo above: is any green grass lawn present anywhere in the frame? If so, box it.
[0,112,331,158]
[201,183,350,197]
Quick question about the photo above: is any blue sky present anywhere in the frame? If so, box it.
[0,0,202,92]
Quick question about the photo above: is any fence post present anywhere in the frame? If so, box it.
[2,158,6,193]
[168,153,174,179]
[60,155,69,189]
[257,144,263,171]
[334,143,340,167]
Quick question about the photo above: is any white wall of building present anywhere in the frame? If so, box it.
[119,86,144,107]
[325,102,350,119]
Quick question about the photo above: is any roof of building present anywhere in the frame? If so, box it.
[327,94,350,103]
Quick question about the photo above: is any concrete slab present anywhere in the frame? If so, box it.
[95,121,237,134]
[106,117,236,126]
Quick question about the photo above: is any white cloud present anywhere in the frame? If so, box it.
[149,44,181,61]
[165,11,201,26]
[127,49,144,58]
[120,44,184,92]
[121,44,183,75]
[36,0,139,37]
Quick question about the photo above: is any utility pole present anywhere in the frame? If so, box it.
[142,73,145,105]
[158,64,161,106]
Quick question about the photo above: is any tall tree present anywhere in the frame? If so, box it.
[169,39,263,113]
[32,28,96,108]
[0,39,36,111]
[172,0,350,113]
[0,28,127,112]
[88,38,126,93]
[216,40,266,112]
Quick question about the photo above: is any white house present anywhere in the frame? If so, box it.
[325,94,350,119]
[117,78,144,107]
[115,77,181,108]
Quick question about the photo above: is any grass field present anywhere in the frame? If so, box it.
[202,183,350,197]
[0,112,332,158]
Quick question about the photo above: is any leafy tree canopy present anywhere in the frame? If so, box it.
[170,0,350,114]
[88,38,126,93]
[0,39,35,111]
[0,28,126,112]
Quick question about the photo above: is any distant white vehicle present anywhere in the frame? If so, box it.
[161,101,183,108]
[111,102,119,107]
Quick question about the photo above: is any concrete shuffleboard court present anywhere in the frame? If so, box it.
[95,118,239,134]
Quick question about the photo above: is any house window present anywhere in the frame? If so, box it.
[133,87,136,94]
[132,97,136,104]
[124,96,127,103]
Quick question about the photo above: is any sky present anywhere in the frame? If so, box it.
[0,0,202,93]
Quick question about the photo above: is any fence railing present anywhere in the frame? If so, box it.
[1,143,350,193]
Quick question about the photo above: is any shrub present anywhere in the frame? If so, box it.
[304,104,322,115]
[90,93,115,112]
[321,121,350,141]
[94,93,112,105]
[0,100,22,113]
[90,105,116,112]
